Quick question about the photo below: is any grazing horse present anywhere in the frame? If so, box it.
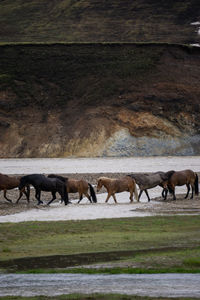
[128,170,175,202]
[165,169,199,200]
[18,174,69,205]
[0,173,30,203]
[96,176,138,203]
[48,174,97,203]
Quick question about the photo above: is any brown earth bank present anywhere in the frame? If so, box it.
[0,43,200,158]
[0,172,199,216]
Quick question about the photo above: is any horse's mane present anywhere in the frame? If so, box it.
[165,170,175,180]
[48,174,68,183]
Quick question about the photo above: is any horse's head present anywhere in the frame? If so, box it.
[97,178,103,192]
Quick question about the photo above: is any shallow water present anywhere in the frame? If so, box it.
[0,273,200,297]
[0,156,200,174]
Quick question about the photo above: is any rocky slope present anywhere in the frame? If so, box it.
[0,43,200,157]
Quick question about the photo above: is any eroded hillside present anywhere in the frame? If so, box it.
[0,43,200,157]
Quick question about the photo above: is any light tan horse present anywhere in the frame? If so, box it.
[48,174,97,203]
[97,176,138,203]
[0,173,30,203]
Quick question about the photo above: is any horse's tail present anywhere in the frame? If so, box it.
[195,173,199,195]
[88,183,97,203]
[63,179,69,205]
[133,179,139,202]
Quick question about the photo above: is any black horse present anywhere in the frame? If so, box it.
[18,174,69,205]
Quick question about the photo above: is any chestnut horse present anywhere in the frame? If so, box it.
[97,176,138,203]
[48,174,97,203]
[0,173,30,203]
[165,169,199,200]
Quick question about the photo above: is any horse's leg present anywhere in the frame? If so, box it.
[35,189,43,205]
[129,190,133,203]
[172,187,176,200]
[105,192,112,203]
[190,184,194,199]
[84,192,92,203]
[24,185,30,202]
[3,189,12,203]
[144,189,151,202]
[16,189,23,204]
[185,184,190,199]
[138,190,143,201]
[164,189,168,200]
[112,193,117,203]
[78,193,83,203]
[47,192,56,205]
[16,186,29,204]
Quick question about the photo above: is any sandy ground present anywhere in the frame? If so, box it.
[0,172,199,222]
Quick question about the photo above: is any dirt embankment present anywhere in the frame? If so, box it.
[0,43,200,158]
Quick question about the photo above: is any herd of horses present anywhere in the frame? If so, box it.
[0,169,199,206]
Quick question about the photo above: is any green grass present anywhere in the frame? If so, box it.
[0,216,200,272]
[0,0,199,43]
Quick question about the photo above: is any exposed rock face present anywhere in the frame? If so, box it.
[0,43,200,157]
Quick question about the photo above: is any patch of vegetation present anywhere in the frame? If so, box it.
[0,0,199,43]
[0,216,200,272]
[0,43,165,109]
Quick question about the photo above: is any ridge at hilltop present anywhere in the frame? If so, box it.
[0,0,200,44]
[0,43,200,158]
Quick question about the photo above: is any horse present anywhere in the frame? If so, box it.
[164,169,199,200]
[96,176,138,203]
[128,170,175,202]
[0,173,30,203]
[48,174,97,203]
[18,174,69,205]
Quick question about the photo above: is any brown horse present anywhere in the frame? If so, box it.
[97,176,138,203]
[165,169,199,200]
[0,173,30,203]
[48,174,97,203]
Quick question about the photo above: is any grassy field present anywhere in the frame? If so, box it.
[0,216,200,273]
[0,0,199,44]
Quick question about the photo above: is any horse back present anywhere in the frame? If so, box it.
[113,177,134,193]
[169,169,196,185]
[67,179,79,193]
[0,173,20,189]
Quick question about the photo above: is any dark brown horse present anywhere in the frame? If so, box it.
[165,169,199,200]
[48,174,97,203]
[97,176,138,203]
[0,173,30,203]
